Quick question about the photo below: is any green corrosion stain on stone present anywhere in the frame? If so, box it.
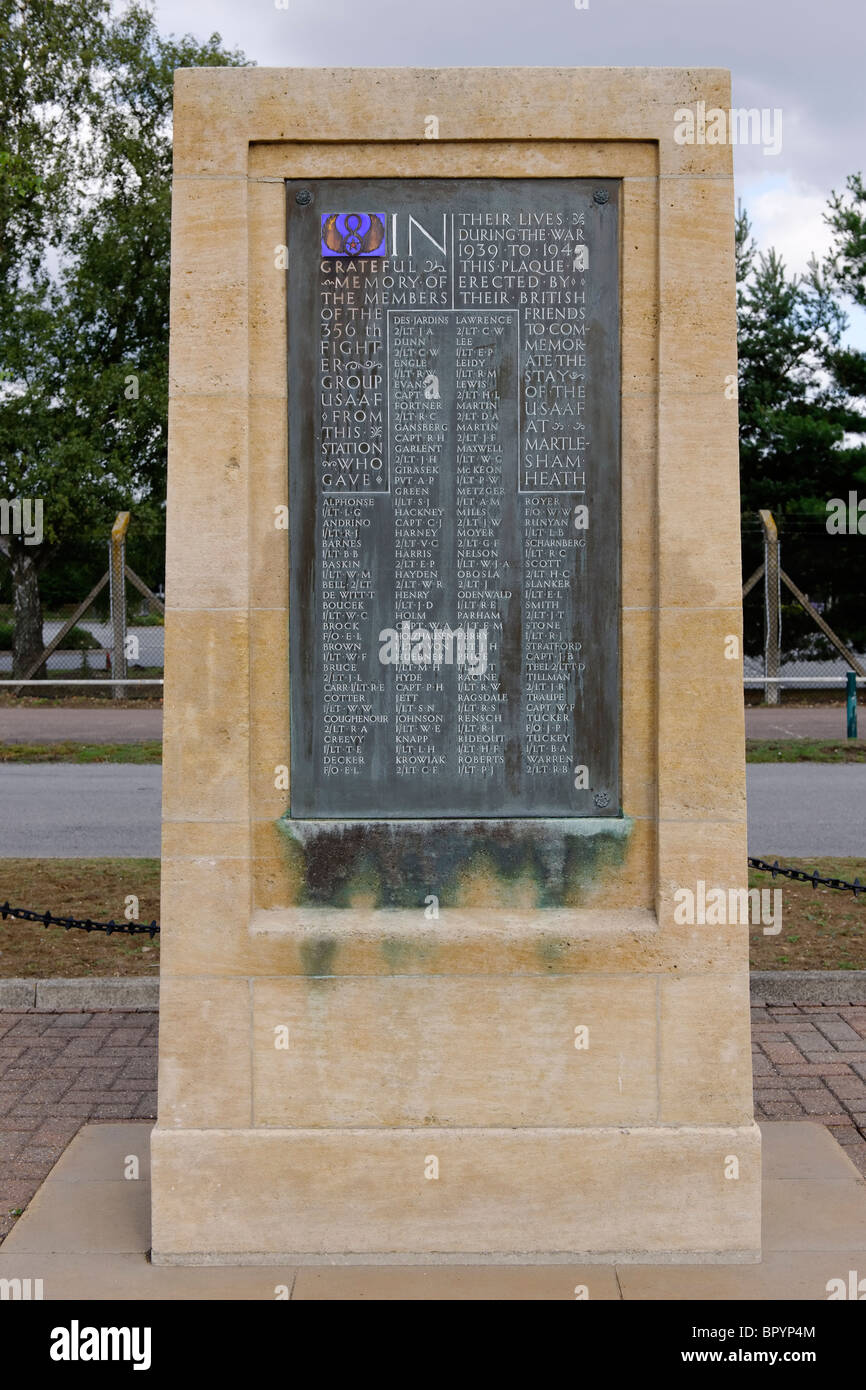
[380,936,415,972]
[560,819,633,906]
[299,935,338,977]
[537,936,572,968]
[339,855,382,909]
[276,815,634,910]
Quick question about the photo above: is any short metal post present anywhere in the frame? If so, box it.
[109,512,130,702]
[759,509,781,707]
[847,670,858,739]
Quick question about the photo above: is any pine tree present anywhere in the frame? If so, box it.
[823,174,866,463]
[825,173,866,309]
[736,205,853,518]
[736,201,866,658]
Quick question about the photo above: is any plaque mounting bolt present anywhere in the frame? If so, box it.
[295,189,313,206]
[593,189,610,205]
[593,789,611,807]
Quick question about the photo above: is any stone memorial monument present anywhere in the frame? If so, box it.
[151,66,760,1263]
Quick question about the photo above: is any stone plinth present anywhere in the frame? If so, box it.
[151,66,758,1262]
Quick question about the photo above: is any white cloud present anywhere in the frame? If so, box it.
[741,178,830,277]
[738,175,866,349]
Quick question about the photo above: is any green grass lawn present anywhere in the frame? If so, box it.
[0,858,160,977]
[749,857,866,970]
[746,739,866,763]
[1,737,862,766]
[0,741,162,763]
[1,855,864,976]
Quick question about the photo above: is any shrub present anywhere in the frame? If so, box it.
[63,626,102,651]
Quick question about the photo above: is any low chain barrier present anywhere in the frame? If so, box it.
[0,902,159,937]
[1,865,862,937]
[749,857,864,897]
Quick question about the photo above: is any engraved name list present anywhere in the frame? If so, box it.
[287,178,620,818]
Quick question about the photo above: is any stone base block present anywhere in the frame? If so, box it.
[150,1123,762,1264]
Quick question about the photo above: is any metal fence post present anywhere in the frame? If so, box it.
[847,670,858,740]
[759,509,781,706]
[109,512,130,702]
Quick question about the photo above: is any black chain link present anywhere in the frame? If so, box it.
[0,902,159,936]
[749,857,864,898]
[1,865,862,936]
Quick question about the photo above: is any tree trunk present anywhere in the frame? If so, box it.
[9,539,47,681]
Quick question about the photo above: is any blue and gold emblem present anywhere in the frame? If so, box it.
[321,212,387,257]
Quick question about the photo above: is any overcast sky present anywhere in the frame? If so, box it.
[150,0,865,341]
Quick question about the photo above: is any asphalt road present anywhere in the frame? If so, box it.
[746,764,866,858]
[0,705,851,745]
[0,708,163,744]
[0,764,163,858]
[744,706,854,740]
[0,762,863,859]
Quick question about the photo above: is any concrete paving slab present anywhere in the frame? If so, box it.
[38,1121,152,1184]
[34,979,159,1011]
[0,1252,297,1300]
[751,974,866,1006]
[0,980,37,1009]
[292,1265,621,1299]
[760,1121,866,1180]
[618,1249,866,1301]
[1,1179,150,1254]
[2,1120,866,1297]
[0,978,160,1011]
[762,1178,866,1252]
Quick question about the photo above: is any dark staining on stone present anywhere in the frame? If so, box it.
[278,817,632,909]
[380,936,417,972]
[299,934,339,978]
[537,936,572,968]
[560,828,630,906]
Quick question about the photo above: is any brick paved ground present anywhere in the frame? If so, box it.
[751,1001,866,1177]
[1,1000,866,1247]
[0,1010,158,1243]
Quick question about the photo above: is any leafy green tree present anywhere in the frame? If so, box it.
[0,0,108,311]
[0,0,109,672]
[0,3,247,677]
[736,204,866,658]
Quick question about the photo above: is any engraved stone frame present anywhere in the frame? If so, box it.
[153,68,758,1263]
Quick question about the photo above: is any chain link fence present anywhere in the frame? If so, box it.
[0,518,164,694]
[742,512,866,704]
[3,509,861,702]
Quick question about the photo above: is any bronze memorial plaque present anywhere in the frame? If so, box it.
[287,178,620,818]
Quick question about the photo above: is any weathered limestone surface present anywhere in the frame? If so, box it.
[152,67,757,1262]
